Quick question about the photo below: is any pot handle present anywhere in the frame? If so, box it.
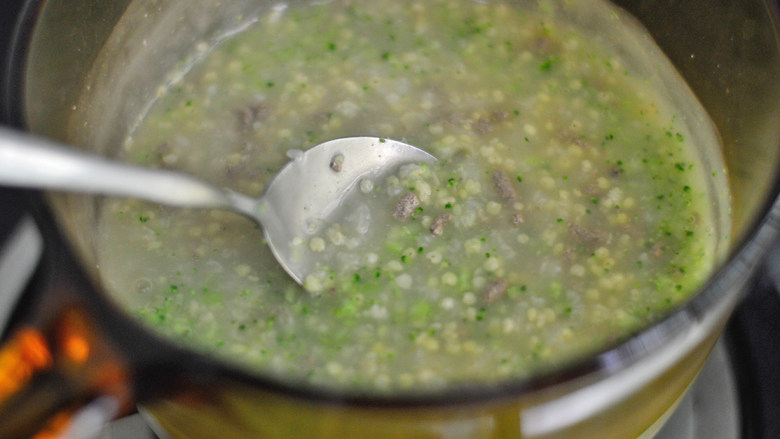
[0,305,132,438]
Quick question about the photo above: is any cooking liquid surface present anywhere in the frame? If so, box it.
[96,0,728,394]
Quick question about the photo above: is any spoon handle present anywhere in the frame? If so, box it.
[0,128,234,210]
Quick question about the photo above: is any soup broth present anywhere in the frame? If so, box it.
[96,0,728,393]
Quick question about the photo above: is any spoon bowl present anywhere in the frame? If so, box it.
[0,128,436,283]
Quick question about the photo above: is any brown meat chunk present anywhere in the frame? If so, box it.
[492,169,518,202]
[490,110,509,122]
[561,246,578,265]
[474,118,494,134]
[435,112,468,129]
[651,242,665,258]
[557,130,590,149]
[569,223,608,246]
[429,214,453,236]
[484,280,509,304]
[473,111,509,135]
[237,103,267,132]
[584,183,603,198]
[530,36,559,55]
[393,192,420,220]
[329,154,344,173]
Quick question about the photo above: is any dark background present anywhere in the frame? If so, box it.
[0,1,778,438]
[0,0,33,232]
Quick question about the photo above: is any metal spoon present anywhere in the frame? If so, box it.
[0,128,436,283]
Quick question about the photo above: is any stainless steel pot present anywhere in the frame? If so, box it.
[1,1,779,438]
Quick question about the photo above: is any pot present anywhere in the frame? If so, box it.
[1,0,779,438]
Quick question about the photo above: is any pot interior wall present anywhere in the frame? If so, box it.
[612,0,780,244]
